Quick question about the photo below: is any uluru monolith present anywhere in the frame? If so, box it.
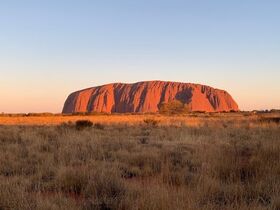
[62,81,239,113]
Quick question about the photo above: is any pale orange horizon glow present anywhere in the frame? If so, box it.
[1,79,279,113]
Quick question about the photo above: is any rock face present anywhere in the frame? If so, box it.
[62,81,239,113]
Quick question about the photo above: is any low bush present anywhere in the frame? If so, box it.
[143,118,159,127]
[75,120,93,130]
[158,100,191,114]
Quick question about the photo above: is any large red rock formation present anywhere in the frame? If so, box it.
[62,81,239,113]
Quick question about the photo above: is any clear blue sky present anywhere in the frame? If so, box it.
[0,0,279,113]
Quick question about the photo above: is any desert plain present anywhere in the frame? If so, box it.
[0,112,279,210]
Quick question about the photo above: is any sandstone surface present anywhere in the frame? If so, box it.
[62,81,239,113]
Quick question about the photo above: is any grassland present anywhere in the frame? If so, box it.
[0,112,272,126]
[0,113,279,210]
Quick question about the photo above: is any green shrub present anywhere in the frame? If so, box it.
[159,100,191,114]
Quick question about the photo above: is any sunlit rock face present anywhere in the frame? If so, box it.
[62,81,239,113]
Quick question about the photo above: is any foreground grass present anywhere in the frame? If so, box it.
[0,115,279,209]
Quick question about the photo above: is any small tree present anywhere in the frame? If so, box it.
[159,100,191,114]
[184,103,192,113]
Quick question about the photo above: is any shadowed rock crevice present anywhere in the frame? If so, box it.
[62,81,239,113]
